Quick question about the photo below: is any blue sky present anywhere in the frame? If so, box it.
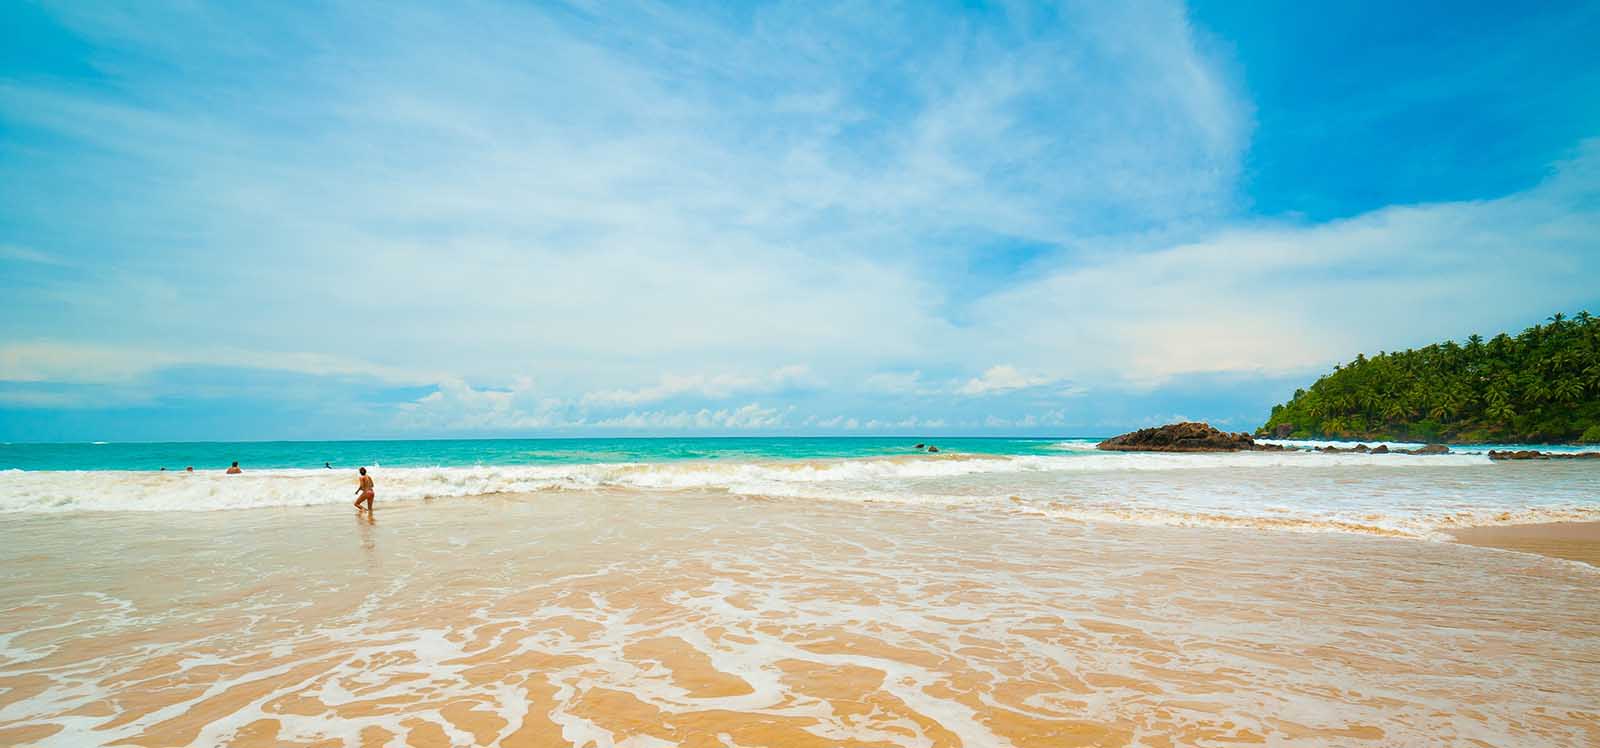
[3,0,1598,441]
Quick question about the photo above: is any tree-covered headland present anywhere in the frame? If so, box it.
[1259,312,1600,444]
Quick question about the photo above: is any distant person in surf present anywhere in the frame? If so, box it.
[354,467,375,512]
[324,462,333,469]
[226,461,242,474]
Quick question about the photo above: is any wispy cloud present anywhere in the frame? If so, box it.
[0,342,437,386]
[593,403,788,431]
[1,1,1595,439]
[957,365,1068,396]
[582,365,818,406]
[0,245,69,266]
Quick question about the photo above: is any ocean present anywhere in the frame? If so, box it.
[2,436,1596,538]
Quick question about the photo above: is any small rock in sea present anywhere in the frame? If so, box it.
[1489,450,1547,460]
[1371,444,1389,454]
[914,443,926,449]
[1413,444,1450,455]
[927,446,941,453]
[1353,444,1370,453]
[1487,449,1600,460]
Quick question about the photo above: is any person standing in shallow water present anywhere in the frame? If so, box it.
[354,467,375,512]
[226,461,242,474]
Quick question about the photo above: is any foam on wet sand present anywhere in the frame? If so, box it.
[0,490,1595,747]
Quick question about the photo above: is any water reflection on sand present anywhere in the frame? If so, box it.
[0,491,1595,747]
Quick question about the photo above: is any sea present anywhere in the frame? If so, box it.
[2,436,1596,538]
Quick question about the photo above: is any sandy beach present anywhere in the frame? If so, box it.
[1,489,1596,747]
[1451,521,1600,567]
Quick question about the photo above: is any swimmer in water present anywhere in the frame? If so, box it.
[354,467,375,512]
[226,461,242,474]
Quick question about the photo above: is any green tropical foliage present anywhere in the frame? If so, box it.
[1259,312,1600,443]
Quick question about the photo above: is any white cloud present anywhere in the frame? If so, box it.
[394,377,565,432]
[0,245,68,266]
[967,142,1600,386]
[861,370,929,395]
[582,365,817,406]
[0,342,435,386]
[806,414,945,432]
[957,365,1063,396]
[593,403,787,431]
[983,410,1067,429]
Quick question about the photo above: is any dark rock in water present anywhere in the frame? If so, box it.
[1097,422,1284,453]
[914,443,925,449]
[1489,449,1600,460]
[926,446,940,453]
[1319,442,1451,455]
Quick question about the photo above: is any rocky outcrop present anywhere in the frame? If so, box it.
[1317,443,1451,455]
[1098,422,1285,453]
[1488,450,1600,460]
[1100,424,1471,455]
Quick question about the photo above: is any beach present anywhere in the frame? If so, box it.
[1,468,1598,746]
[1451,521,1600,567]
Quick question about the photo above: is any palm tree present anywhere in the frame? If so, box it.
[1486,382,1510,406]
[1523,377,1551,405]
[1381,400,1407,423]
[1487,401,1515,424]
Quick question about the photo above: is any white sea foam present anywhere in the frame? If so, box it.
[0,451,1488,513]
[2,450,1594,539]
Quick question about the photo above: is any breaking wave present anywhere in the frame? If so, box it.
[0,450,1485,512]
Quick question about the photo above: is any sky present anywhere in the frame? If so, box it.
[2,0,1599,441]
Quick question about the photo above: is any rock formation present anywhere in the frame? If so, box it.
[1317,443,1451,455]
[1488,450,1600,460]
[1097,422,1285,452]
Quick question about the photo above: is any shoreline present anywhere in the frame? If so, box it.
[1450,521,1600,567]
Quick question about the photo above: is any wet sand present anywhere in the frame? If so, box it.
[1,491,1597,747]
[1451,521,1600,567]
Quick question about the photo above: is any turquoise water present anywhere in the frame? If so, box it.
[2,437,1596,532]
[0,437,1081,472]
